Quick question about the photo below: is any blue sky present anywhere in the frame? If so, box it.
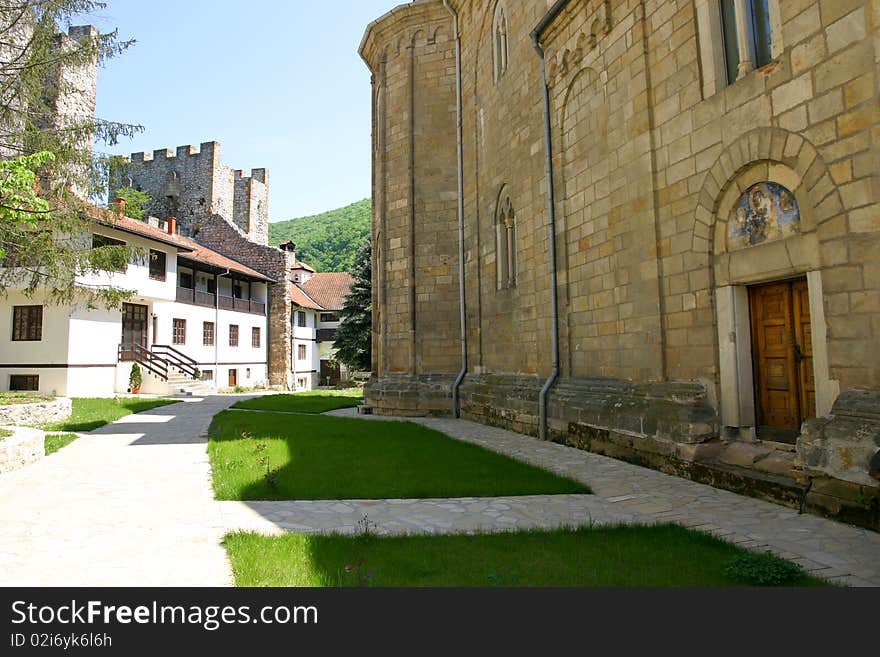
[84,0,399,221]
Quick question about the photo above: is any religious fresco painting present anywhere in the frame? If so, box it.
[728,182,800,250]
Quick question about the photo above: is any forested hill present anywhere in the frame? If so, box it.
[268,199,371,272]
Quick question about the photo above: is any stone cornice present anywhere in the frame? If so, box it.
[359,0,450,70]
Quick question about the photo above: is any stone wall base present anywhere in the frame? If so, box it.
[365,372,880,530]
[0,398,71,426]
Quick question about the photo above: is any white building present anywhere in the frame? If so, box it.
[0,207,272,396]
[285,252,353,390]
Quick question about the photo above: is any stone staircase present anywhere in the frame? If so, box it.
[166,368,214,396]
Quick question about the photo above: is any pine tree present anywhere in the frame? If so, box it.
[333,240,371,372]
[0,1,142,308]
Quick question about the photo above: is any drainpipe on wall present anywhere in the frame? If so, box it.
[215,268,229,387]
[443,0,468,418]
[532,0,570,441]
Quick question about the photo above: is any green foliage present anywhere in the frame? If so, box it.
[113,186,151,220]
[208,410,590,500]
[268,199,370,272]
[333,240,371,372]
[723,551,806,586]
[233,390,364,414]
[223,525,833,588]
[0,2,143,308]
[128,362,142,389]
[41,397,179,432]
[45,433,78,455]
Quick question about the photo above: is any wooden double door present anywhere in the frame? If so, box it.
[749,279,816,439]
[120,303,148,360]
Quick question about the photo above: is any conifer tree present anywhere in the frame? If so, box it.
[333,240,372,372]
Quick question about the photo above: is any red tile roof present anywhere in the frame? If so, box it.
[299,272,354,311]
[85,205,273,283]
[290,284,323,310]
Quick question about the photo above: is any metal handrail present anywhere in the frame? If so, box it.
[118,343,168,380]
[151,344,199,379]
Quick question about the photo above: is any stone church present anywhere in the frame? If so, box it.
[360,0,880,528]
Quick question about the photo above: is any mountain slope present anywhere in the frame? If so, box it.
[268,199,371,273]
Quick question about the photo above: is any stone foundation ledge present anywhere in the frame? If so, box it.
[796,388,880,489]
[365,374,455,417]
[0,426,45,475]
[0,397,72,426]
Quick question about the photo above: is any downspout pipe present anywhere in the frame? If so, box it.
[444,0,467,418]
[532,0,570,441]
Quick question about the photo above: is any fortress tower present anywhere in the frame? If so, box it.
[114,141,269,245]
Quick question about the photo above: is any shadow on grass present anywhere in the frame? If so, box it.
[223,525,833,587]
[232,393,363,415]
[209,411,590,500]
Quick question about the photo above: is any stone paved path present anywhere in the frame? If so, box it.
[2,398,878,587]
[221,408,880,587]
[0,396,241,587]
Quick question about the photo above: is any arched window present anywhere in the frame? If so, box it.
[493,3,509,82]
[496,193,516,290]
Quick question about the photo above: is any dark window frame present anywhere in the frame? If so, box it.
[229,324,239,347]
[12,305,43,341]
[297,311,307,328]
[172,318,186,345]
[203,321,215,346]
[298,343,307,361]
[10,374,38,391]
[149,249,167,281]
[252,326,261,348]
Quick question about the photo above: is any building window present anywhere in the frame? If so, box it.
[203,321,215,346]
[149,250,166,281]
[206,277,216,294]
[12,305,43,341]
[10,374,38,391]
[297,377,307,389]
[718,0,776,85]
[495,192,517,290]
[297,311,307,327]
[298,344,307,361]
[178,270,193,289]
[252,327,261,348]
[493,3,509,82]
[201,369,214,381]
[320,313,340,323]
[232,281,243,299]
[91,233,127,272]
[172,318,186,345]
[229,324,239,347]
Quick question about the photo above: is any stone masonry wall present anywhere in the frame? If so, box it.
[118,141,269,245]
[0,398,72,426]
[195,214,293,387]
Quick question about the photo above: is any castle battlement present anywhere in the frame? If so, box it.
[233,168,269,185]
[128,141,220,163]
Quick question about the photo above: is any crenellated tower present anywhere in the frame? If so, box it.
[113,141,269,245]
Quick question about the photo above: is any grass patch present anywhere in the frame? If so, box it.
[232,389,364,414]
[45,433,78,455]
[223,524,831,587]
[0,391,53,405]
[0,428,11,441]
[209,411,589,500]
[41,397,181,432]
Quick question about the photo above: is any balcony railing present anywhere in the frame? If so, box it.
[176,287,265,315]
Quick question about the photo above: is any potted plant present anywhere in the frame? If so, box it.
[129,362,143,394]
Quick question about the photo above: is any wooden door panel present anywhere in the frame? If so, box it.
[750,282,800,429]
[792,280,816,420]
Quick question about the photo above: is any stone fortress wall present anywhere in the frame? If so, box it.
[115,141,269,245]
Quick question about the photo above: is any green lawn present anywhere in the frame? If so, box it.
[208,410,589,500]
[45,433,78,455]
[0,391,53,405]
[0,428,11,440]
[223,524,830,587]
[232,389,364,414]
[41,397,181,432]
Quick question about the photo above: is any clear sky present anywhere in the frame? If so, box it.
[85,0,400,221]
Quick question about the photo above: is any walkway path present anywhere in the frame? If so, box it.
[2,398,878,587]
[221,408,880,587]
[0,395,240,586]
